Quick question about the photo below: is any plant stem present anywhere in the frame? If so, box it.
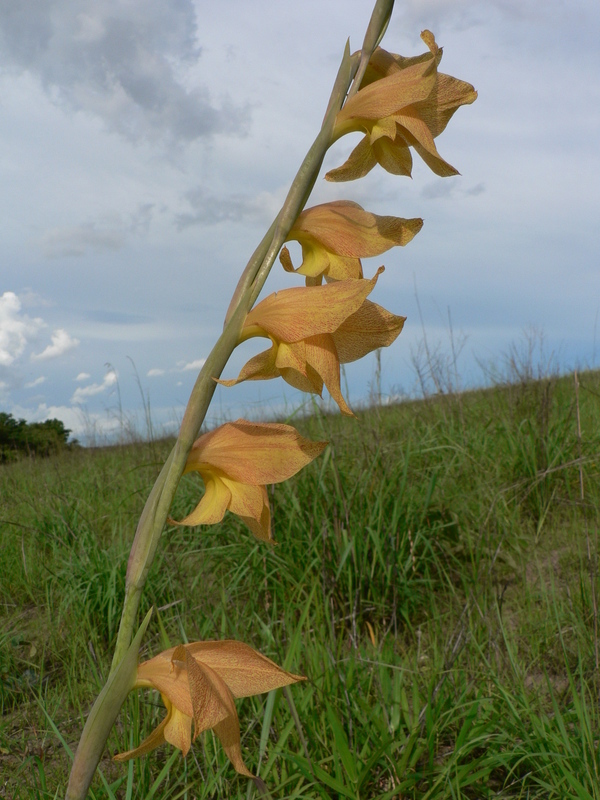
[65,18,375,797]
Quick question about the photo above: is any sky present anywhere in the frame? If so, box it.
[1,0,599,443]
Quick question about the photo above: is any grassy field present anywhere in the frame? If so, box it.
[1,367,600,799]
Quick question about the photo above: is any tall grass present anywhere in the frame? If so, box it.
[1,367,600,798]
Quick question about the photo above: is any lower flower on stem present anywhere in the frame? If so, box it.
[114,640,305,778]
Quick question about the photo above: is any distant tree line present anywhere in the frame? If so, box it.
[0,413,76,462]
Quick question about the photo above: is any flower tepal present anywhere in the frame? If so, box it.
[171,419,326,541]
[114,640,305,777]
[220,268,405,415]
[280,200,423,284]
[326,30,477,181]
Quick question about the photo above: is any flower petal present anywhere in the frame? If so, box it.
[243,276,375,342]
[137,658,194,717]
[325,135,377,182]
[238,503,272,542]
[305,334,353,416]
[163,703,193,756]
[184,420,327,486]
[189,657,254,777]
[185,640,306,699]
[335,58,435,125]
[172,646,230,738]
[113,710,169,762]
[220,478,266,522]
[289,201,422,260]
[175,473,231,527]
[373,133,413,176]
[217,345,279,387]
[332,300,406,363]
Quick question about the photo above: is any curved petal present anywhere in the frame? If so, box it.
[190,659,254,777]
[280,365,323,394]
[394,112,458,176]
[174,474,231,527]
[218,344,279,387]
[186,640,306,698]
[275,340,308,376]
[172,646,230,740]
[279,245,296,273]
[113,710,169,762]
[163,704,193,756]
[332,300,406,363]
[325,135,377,182]
[213,712,254,778]
[137,659,194,717]
[185,419,327,486]
[373,134,413,177]
[243,271,379,342]
[335,59,435,125]
[305,334,353,417]
[239,503,272,542]
[290,201,421,260]
[220,478,265,521]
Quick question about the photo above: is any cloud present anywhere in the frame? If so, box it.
[466,182,486,197]
[394,0,549,32]
[0,292,44,367]
[0,0,249,146]
[42,222,127,258]
[175,189,280,229]
[41,205,156,258]
[75,372,91,381]
[25,376,46,388]
[31,328,79,361]
[180,358,206,371]
[147,368,165,377]
[71,369,117,404]
[421,180,457,200]
[9,402,121,441]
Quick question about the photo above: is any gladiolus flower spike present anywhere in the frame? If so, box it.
[220,268,405,415]
[114,640,305,778]
[280,200,423,284]
[326,30,477,181]
[171,419,326,541]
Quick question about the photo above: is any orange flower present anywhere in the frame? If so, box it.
[279,200,422,284]
[326,30,477,181]
[114,640,305,778]
[171,419,326,541]
[220,269,405,415]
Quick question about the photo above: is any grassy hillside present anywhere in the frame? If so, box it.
[1,369,600,799]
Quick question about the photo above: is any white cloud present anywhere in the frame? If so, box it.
[181,358,206,371]
[31,328,79,361]
[0,0,248,146]
[75,372,91,381]
[25,376,46,388]
[71,369,117,404]
[147,368,165,377]
[9,402,120,441]
[0,292,44,367]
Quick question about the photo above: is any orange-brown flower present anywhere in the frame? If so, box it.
[326,30,477,181]
[114,640,305,777]
[171,419,326,541]
[220,269,405,415]
[279,200,422,284]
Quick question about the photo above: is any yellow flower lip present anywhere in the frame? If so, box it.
[114,640,305,777]
[326,31,477,182]
[220,268,405,416]
[170,419,326,541]
[280,200,423,284]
